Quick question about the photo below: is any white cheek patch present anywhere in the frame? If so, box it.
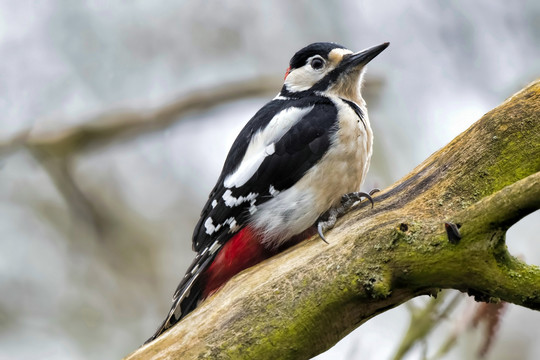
[285,67,320,92]
[224,106,314,188]
[285,51,350,92]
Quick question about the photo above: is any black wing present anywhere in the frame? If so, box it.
[193,95,339,252]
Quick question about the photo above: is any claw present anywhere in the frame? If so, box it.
[363,193,375,209]
[316,190,378,244]
[342,191,374,209]
[317,222,329,244]
[355,192,375,209]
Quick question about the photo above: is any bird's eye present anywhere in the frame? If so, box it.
[310,57,325,70]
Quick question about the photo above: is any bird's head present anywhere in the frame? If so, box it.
[281,42,389,102]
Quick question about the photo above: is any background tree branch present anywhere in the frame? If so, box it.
[0,76,282,156]
[0,76,383,156]
[125,79,540,360]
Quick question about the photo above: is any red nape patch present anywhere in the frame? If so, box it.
[284,66,291,80]
[202,227,272,298]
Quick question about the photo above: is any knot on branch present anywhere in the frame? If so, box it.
[358,266,393,300]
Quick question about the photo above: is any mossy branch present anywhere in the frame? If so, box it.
[125,79,540,360]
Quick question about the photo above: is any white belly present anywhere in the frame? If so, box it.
[252,98,373,248]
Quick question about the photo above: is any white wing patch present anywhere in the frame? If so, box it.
[224,106,314,188]
[204,192,257,236]
[222,145,273,188]
[204,215,241,236]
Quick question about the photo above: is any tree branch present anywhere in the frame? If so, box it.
[0,76,383,157]
[27,147,108,235]
[125,79,540,360]
[0,76,282,156]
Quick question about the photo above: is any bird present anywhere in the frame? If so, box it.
[146,41,389,343]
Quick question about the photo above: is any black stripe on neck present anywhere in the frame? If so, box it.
[340,98,366,130]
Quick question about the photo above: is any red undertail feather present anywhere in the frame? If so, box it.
[201,226,317,298]
[202,226,270,298]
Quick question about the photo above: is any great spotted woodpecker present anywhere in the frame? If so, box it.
[147,41,389,342]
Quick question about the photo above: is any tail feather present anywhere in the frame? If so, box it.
[145,225,296,343]
[145,252,216,343]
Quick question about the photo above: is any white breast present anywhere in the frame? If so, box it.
[251,96,373,248]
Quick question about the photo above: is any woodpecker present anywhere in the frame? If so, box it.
[147,41,389,342]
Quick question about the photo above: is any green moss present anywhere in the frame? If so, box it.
[370,274,393,300]
[218,269,369,359]
[479,106,540,197]
[391,221,422,247]
[128,81,540,360]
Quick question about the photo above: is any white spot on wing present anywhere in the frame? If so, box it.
[222,189,258,208]
[204,217,215,235]
[249,204,258,214]
[226,217,239,232]
[269,185,280,196]
[211,200,218,208]
[222,190,233,206]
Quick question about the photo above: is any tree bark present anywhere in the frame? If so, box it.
[125,79,540,360]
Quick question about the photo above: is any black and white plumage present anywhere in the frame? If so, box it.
[147,41,389,343]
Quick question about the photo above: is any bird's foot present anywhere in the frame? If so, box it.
[316,189,379,243]
[317,208,339,244]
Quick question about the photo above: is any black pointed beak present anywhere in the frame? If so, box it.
[341,42,389,69]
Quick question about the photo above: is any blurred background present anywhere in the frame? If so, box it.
[0,1,539,359]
